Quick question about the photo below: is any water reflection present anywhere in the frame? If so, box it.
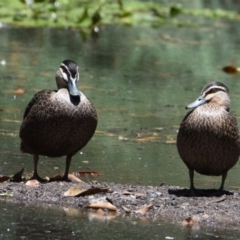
[0,201,239,239]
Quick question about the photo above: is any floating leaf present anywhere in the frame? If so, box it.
[0,176,10,183]
[135,204,153,214]
[165,140,176,144]
[14,88,26,94]
[73,170,101,178]
[3,88,26,94]
[86,202,118,212]
[222,65,240,74]
[2,119,21,123]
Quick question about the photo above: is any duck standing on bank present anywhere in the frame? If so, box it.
[177,82,240,192]
[20,60,98,182]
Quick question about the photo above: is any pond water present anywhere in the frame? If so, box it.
[0,201,239,240]
[1,5,240,239]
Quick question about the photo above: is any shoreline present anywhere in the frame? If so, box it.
[0,180,239,230]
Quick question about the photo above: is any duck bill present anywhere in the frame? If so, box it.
[68,78,80,97]
[186,95,207,109]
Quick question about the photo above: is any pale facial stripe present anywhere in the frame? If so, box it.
[203,86,227,96]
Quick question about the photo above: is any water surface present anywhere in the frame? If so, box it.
[1,8,240,239]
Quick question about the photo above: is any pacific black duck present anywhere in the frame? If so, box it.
[20,60,98,182]
[177,82,240,192]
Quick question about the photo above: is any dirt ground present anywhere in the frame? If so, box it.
[0,178,240,231]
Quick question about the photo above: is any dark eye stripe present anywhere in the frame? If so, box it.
[206,88,226,95]
[60,65,70,77]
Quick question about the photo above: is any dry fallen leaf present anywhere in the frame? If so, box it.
[0,176,10,183]
[11,168,24,182]
[63,187,86,197]
[135,204,153,214]
[64,187,110,197]
[86,202,118,212]
[25,179,40,186]
[76,188,111,197]
[122,191,132,195]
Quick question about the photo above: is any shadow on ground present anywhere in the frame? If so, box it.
[168,188,233,197]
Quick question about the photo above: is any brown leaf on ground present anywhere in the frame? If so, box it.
[86,202,118,212]
[122,190,132,195]
[0,176,10,183]
[11,168,24,182]
[135,204,153,214]
[72,171,101,178]
[64,187,111,197]
[63,187,86,197]
[25,179,40,186]
[122,191,145,198]
[75,188,111,197]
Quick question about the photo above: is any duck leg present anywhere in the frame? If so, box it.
[189,168,195,192]
[30,154,47,182]
[61,155,72,181]
[219,172,227,191]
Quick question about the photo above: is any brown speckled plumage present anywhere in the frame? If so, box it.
[20,60,97,181]
[177,82,240,191]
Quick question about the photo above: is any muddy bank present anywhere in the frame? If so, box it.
[0,180,239,230]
